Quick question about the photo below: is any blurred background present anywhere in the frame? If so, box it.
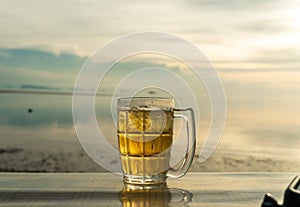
[0,0,300,172]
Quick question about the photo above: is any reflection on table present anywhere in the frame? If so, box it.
[118,182,192,207]
[0,172,297,206]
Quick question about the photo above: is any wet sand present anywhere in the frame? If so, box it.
[0,147,299,172]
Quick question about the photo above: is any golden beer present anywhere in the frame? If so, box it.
[117,97,196,186]
[118,107,174,181]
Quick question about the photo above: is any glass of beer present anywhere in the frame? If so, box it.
[117,97,196,186]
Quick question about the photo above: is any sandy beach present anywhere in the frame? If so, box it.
[1,146,299,173]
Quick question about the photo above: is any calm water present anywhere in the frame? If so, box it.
[0,93,299,172]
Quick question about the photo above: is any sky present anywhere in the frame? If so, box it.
[0,0,300,170]
[1,0,299,89]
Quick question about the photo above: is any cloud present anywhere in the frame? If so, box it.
[0,47,196,91]
[186,0,281,10]
[0,0,298,63]
[212,47,300,71]
[0,48,85,72]
[0,48,86,90]
[249,48,300,63]
[237,19,288,35]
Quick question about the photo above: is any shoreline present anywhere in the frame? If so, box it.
[0,147,299,173]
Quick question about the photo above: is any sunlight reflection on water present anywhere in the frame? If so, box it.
[0,93,299,172]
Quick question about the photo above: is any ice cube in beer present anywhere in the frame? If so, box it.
[128,107,151,131]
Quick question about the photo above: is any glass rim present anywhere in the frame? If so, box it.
[117,97,174,109]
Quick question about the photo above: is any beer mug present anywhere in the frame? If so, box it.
[117,97,196,185]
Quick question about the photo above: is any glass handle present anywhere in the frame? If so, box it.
[167,108,196,178]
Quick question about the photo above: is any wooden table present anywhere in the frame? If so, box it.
[0,172,297,206]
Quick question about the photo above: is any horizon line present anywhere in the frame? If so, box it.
[0,89,113,97]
